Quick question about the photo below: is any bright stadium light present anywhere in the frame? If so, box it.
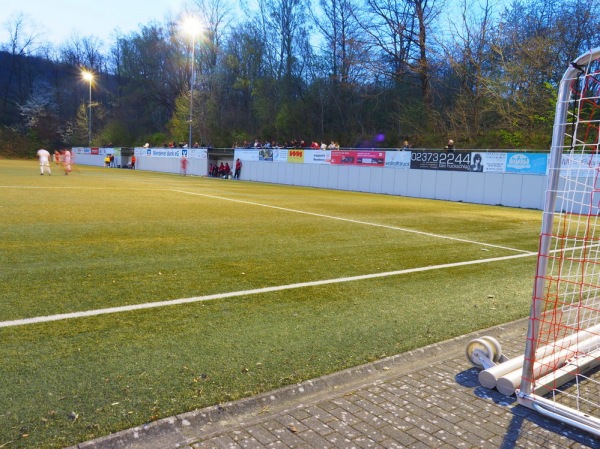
[82,70,94,147]
[182,17,202,150]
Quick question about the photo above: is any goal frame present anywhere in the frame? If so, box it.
[517,47,600,437]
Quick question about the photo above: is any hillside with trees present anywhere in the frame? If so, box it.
[1,0,599,157]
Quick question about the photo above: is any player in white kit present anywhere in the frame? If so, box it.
[37,148,52,175]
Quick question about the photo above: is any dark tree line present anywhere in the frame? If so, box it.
[1,0,600,154]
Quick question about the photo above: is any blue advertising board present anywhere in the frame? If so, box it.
[505,153,548,175]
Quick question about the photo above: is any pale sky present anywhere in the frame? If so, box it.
[0,0,189,48]
[1,0,511,51]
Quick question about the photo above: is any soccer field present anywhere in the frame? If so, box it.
[0,159,542,448]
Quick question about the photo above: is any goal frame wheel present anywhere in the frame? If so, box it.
[480,336,503,363]
[466,338,495,368]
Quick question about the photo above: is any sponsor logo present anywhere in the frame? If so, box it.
[507,154,530,169]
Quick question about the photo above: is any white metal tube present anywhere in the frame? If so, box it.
[498,335,600,396]
[479,322,600,389]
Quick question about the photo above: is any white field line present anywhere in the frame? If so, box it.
[171,189,531,254]
[0,251,535,328]
[2,184,535,328]
[2,185,531,253]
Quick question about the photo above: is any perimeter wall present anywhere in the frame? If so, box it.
[72,147,553,210]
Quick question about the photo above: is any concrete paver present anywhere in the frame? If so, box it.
[71,319,600,448]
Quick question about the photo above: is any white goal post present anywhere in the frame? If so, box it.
[517,47,600,437]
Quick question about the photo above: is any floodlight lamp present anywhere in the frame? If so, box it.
[182,17,202,37]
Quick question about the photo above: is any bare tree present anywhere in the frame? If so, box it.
[187,0,235,143]
[363,0,442,103]
[110,23,189,137]
[442,0,499,141]
[236,0,311,139]
[19,78,60,144]
[59,35,106,72]
[253,0,308,82]
[357,0,442,140]
[487,0,566,143]
[218,23,267,138]
[311,0,372,137]
[412,0,441,107]
[0,13,44,123]
[313,0,365,85]
[553,0,600,80]
[361,0,417,84]
[190,0,233,72]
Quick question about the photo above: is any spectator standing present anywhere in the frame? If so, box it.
[234,158,242,179]
[37,148,52,175]
[180,156,188,176]
[445,139,455,151]
[131,155,136,169]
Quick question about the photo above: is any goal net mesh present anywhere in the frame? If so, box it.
[518,49,600,434]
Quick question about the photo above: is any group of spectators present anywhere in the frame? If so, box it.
[232,138,459,152]
[234,139,340,150]
[209,162,230,178]
[149,141,211,149]
[142,138,457,151]
[144,138,458,152]
[103,154,136,169]
[208,159,242,179]
[104,154,115,167]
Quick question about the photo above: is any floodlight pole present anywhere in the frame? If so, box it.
[82,71,93,147]
[189,33,196,150]
[88,79,92,147]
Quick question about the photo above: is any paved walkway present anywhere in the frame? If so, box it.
[72,319,600,448]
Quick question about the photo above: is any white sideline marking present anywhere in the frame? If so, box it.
[1,184,529,253]
[0,252,535,328]
[171,189,531,254]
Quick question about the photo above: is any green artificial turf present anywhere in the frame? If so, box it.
[0,160,542,448]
